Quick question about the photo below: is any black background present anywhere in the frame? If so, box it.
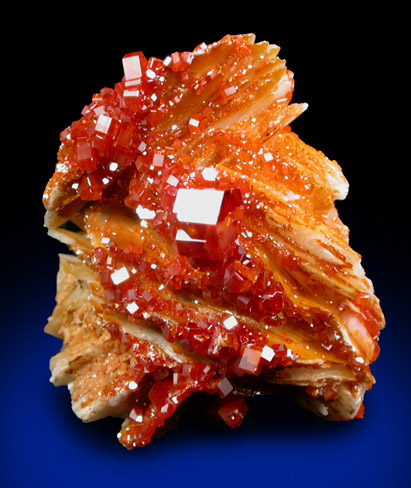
[2,5,409,487]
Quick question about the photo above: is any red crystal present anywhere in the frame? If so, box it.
[208,325,239,359]
[122,52,146,81]
[76,140,97,171]
[78,173,103,201]
[219,83,239,103]
[231,345,262,376]
[168,51,193,72]
[258,291,284,314]
[217,377,234,398]
[223,260,260,293]
[218,397,249,429]
[172,188,244,261]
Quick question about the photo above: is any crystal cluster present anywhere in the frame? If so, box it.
[43,34,385,449]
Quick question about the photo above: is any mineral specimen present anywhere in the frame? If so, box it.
[43,34,385,449]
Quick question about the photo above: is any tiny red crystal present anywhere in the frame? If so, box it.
[218,397,249,429]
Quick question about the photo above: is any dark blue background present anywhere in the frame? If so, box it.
[3,7,409,487]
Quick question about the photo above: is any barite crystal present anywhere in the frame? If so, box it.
[43,33,385,450]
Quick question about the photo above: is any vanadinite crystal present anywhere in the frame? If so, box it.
[43,34,385,450]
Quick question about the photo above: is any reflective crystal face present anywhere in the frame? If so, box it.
[223,315,239,330]
[175,229,206,243]
[110,267,130,285]
[261,345,275,362]
[201,167,219,182]
[172,189,225,225]
[95,114,112,134]
[238,346,262,374]
[136,205,156,220]
[174,229,208,260]
[122,53,143,80]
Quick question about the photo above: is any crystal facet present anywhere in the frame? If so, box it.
[173,189,225,225]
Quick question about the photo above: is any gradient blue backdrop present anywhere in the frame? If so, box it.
[3,8,409,487]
